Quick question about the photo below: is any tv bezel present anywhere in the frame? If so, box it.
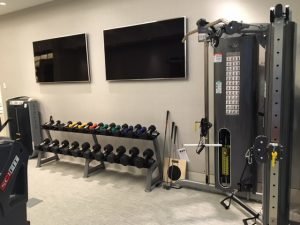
[33,33,91,84]
[103,17,188,81]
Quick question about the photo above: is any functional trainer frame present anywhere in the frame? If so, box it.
[181,3,296,225]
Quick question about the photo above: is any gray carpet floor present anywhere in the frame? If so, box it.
[27,159,262,225]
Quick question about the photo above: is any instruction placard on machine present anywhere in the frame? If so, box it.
[225,52,240,115]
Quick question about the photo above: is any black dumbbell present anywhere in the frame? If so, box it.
[83,143,101,159]
[95,144,113,161]
[37,138,51,151]
[107,146,126,163]
[52,140,69,154]
[48,139,59,152]
[62,141,79,155]
[141,125,157,139]
[143,149,155,168]
[42,116,54,129]
[51,120,61,130]
[72,142,90,157]
[120,147,140,166]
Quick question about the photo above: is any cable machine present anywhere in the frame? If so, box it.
[182,3,296,225]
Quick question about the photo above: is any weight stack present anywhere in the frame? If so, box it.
[213,35,259,193]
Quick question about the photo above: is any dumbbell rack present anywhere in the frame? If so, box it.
[36,128,162,192]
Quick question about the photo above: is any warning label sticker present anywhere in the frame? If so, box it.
[214,53,222,63]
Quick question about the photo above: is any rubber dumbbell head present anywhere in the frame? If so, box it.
[120,147,139,166]
[72,142,90,157]
[49,120,61,130]
[53,140,69,154]
[143,149,155,168]
[107,145,126,163]
[48,139,59,152]
[84,143,101,159]
[38,138,51,151]
[62,141,79,155]
[95,144,113,161]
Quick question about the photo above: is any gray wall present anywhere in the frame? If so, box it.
[0,0,299,192]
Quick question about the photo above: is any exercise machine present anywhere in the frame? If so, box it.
[0,119,31,225]
[7,96,42,158]
[182,3,296,225]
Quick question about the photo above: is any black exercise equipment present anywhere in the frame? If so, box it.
[52,140,69,154]
[61,141,79,155]
[37,138,51,151]
[120,147,140,166]
[48,139,59,152]
[107,146,126,163]
[83,143,101,159]
[0,116,31,225]
[71,142,90,157]
[94,144,113,161]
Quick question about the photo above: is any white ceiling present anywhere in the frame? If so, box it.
[0,0,54,16]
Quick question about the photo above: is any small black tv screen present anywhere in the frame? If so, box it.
[33,34,90,83]
[103,17,186,80]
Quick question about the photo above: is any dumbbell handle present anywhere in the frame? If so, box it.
[40,139,50,146]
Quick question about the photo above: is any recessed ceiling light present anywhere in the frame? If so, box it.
[0,2,7,6]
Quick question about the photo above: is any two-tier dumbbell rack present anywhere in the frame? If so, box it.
[36,127,162,192]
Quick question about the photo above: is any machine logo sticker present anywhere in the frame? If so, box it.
[0,155,20,192]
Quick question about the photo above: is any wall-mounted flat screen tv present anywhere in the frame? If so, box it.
[33,33,90,83]
[103,17,187,81]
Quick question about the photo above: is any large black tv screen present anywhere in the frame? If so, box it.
[103,17,186,80]
[33,34,90,83]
